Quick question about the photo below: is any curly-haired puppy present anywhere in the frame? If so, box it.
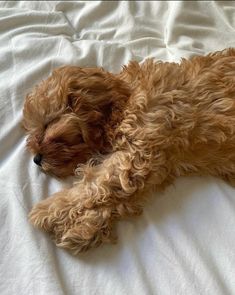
[23,48,235,254]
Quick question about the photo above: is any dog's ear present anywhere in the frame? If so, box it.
[67,68,130,150]
[75,108,106,150]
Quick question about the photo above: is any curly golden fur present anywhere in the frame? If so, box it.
[23,48,235,254]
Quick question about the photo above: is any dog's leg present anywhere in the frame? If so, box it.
[29,150,167,253]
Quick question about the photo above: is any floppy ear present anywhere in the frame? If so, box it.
[67,68,130,150]
[75,109,106,150]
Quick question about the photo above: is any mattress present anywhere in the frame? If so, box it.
[0,1,235,294]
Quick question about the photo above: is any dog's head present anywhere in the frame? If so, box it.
[22,66,130,177]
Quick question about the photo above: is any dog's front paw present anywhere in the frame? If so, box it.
[57,207,115,254]
[29,190,78,239]
[29,191,115,253]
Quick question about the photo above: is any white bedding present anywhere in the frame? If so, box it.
[1,1,235,294]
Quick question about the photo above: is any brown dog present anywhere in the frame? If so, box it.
[23,48,235,254]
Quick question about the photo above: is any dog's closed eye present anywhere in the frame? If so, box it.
[52,134,84,145]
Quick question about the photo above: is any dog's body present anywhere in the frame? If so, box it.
[23,48,235,253]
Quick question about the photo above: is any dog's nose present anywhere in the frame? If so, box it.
[33,154,42,166]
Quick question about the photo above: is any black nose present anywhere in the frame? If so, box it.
[33,154,42,166]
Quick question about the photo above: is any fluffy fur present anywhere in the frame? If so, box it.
[23,48,235,254]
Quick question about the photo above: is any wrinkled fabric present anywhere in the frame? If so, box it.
[0,1,235,294]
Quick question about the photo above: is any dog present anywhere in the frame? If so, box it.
[23,48,235,254]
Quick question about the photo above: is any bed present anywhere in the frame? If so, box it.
[1,1,235,294]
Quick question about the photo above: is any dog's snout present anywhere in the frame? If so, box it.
[33,154,42,166]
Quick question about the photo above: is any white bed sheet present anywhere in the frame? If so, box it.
[1,1,235,294]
